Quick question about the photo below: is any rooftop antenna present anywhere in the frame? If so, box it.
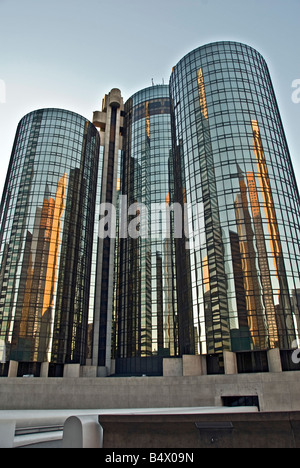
[151,78,154,86]
[162,78,165,85]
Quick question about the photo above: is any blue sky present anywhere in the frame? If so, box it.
[0,0,299,194]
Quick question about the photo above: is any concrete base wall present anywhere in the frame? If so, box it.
[100,412,300,449]
[1,372,300,413]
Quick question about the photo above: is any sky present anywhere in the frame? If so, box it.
[0,0,299,196]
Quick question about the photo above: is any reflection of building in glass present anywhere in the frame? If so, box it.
[246,171,278,348]
[197,67,231,355]
[170,42,300,366]
[251,120,295,349]
[11,175,67,363]
[115,86,178,375]
[0,109,100,374]
[233,168,268,349]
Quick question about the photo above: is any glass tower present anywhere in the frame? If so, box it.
[170,41,300,365]
[115,85,178,375]
[0,109,100,375]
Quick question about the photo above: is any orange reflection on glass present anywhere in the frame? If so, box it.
[197,68,208,120]
[42,174,67,317]
[145,101,150,138]
[252,120,282,267]
[234,177,267,350]
[247,171,279,347]
[14,174,67,361]
[202,256,210,293]
[116,178,121,192]
[251,120,295,349]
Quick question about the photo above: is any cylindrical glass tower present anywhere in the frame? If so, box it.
[0,109,100,374]
[115,85,178,375]
[170,42,300,362]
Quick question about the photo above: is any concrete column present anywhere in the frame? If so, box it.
[0,420,16,448]
[0,339,6,363]
[224,351,238,375]
[40,362,49,378]
[62,415,103,449]
[97,366,108,377]
[267,348,282,373]
[63,364,81,378]
[182,355,207,376]
[200,356,208,375]
[8,360,18,378]
[110,359,116,376]
[80,366,97,378]
[163,358,183,377]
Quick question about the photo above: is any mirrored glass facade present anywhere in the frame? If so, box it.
[0,109,100,371]
[1,41,299,378]
[170,42,300,357]
[115,86,178,373]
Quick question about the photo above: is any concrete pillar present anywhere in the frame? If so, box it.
[163,358,183,377]
[40,362,49,378]
[97,366,108,377]
[200,356,208,375]
[81,366,97,378]
[8,361,18,378]
[267,348,282,373]
[110,359,116,376]
[62,415,103,449]
[182,355,207,376]
[63,364,81,378]
[224,351,238,375]
[0,339,6,363]
[0,420,16,448]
